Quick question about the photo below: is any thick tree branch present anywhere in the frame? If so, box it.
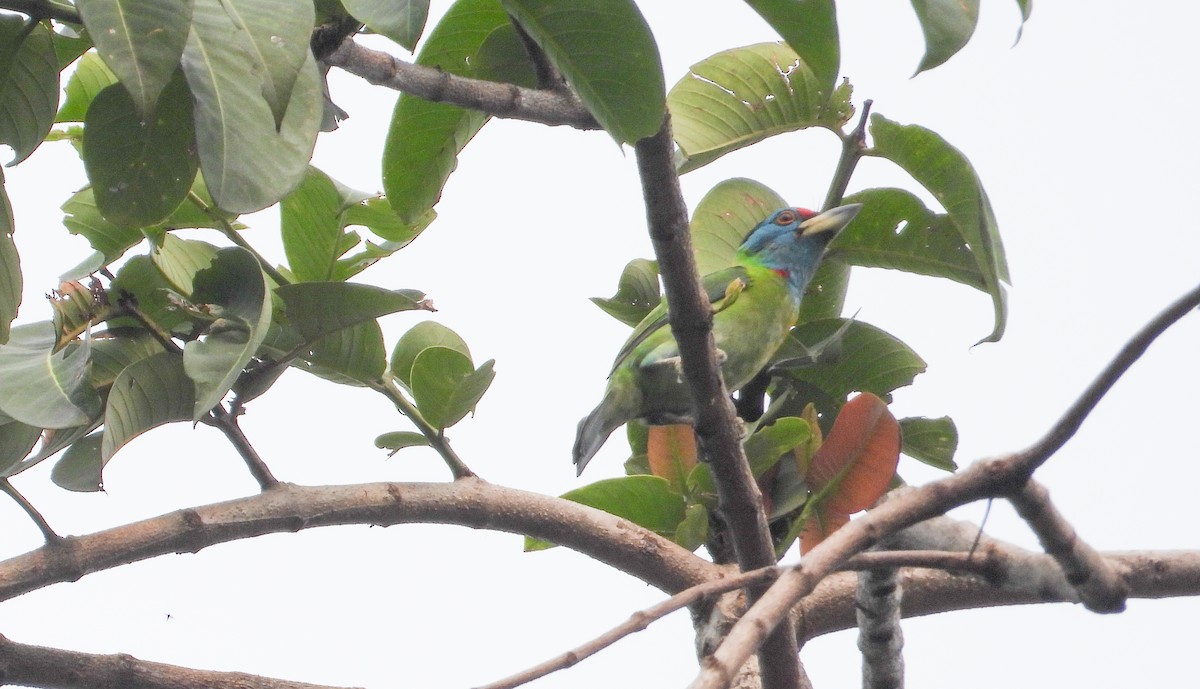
[325,39,599,129]
[0,479,714,604]
[0,633,357,689]
[1,0,79,23]
[689,281,1200,689]
[633,120,806,689]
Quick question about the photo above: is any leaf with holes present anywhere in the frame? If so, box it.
[744,0,839,97]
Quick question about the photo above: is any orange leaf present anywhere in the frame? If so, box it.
[805,392,900,515]
[799,507,849,554]
[647,424,698,486]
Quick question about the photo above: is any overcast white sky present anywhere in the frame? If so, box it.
[3,2,1199,688]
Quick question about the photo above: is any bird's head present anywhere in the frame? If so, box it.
[739,204,863,292]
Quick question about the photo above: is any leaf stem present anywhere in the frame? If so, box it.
[186,192,292,288]
[205,404,279,490]
[369,379,474,479]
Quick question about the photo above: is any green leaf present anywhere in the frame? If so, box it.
[300,320,388,385]
[834,187,989,291]
[409,347,494,429]
[0,322,102,428]
[52,30,94,70]
[899,416,958,471]
[374,430,430,452]
[0,419,44,477]
[382,0,536,222]
[181,0,322,213]
[502,0,664,144]
[690,178,788,275]
[668,42,853,174]
[89,328,167,389]
[909,0,979,75]
[390,321,470,388]
[83,71,198,228]
[0,170,18,344]
[0,17,59,164]
[152,234,219,295]
[182,247,271,418]
[673,502,708,551]
[57,51,118,122]
[743,0,839,97]
[218,0,313,128]
[344,197,433,244]
[277,282,431,342]
[77,0,193,116]
[109,255,193,335]
[281,167,350,281]
[743,417,811,477]
[50,431,105,491]
[343,0,429,51]
[102,351,195,460]
[590,258,660,327]
[779,319,926,402]
[524,475,686,551]
[868,114,1009,342]
[1014,0,1032,42]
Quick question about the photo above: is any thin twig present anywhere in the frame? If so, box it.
[325,39,599,130]
[0,479,60,543]
[0,0,79,23]
[205,405,279,490]
[368,379,473,479]
[822,99,873,211]
[1009,479,1127,612]
[187,192,291,288]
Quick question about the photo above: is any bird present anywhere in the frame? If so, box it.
[573,203,862,475]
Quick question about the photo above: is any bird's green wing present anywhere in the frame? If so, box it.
[608,266,751,374]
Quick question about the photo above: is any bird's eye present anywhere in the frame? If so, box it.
[774,211,796,225]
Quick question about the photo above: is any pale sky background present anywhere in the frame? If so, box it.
[2,2,1199,688]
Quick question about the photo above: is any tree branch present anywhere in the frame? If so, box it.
[0,479,715,604]
[688,281,1200,689]
[0,479,60,543]
[0,633,357,689]
[0,0,79,23]
[325,39,599,129]
[633,120,806,689]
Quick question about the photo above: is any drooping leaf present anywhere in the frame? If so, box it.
[77,0,193,116]
[0,169,18,344]
[374,430,430,453]
[409,346,494,429]
[280,166,350,281]
[743,0,839,97]
[382,0,536,222]
[50,431,105,491]
[0,419,44,477]
[0,322,102,428]
[909,0,980,75]
[343,0,429,51]
[83,71,198,228]
[57,51,118,122]
[743,416,811,477]
[218,0,313,128]
[102,351,195,460]
[89,329,167,389]
[1014,0,1032,42]
[0,16,59,164]
[278,282,431,342]
[668,43,854,174]
[109,255,193,335]
[899,415,958,471]
[779,319,926,402]
[182,247,271,419]
[49,279,122,350]
[525,475,687,551]
[799,392,900,553]
[834,187,988,291]
[690,178,788,274]
[590,258,660,327]
[152,234,219,295]
[674,503,709,551]
[868,114,1008,342]
[181,0,321,213]
[298,320,388,385]
[646,424,696,491]
[389,320,470,388]
[502,0,664,144]
[343,197,433,244]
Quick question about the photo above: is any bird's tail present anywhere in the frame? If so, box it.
[573,388,634,476]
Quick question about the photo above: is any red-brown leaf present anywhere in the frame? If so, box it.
[806,392,901,515]
[647,424,698,487]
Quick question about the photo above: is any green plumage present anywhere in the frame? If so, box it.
[573,204,862,474]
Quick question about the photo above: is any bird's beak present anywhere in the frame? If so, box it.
[798,203,863,237]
